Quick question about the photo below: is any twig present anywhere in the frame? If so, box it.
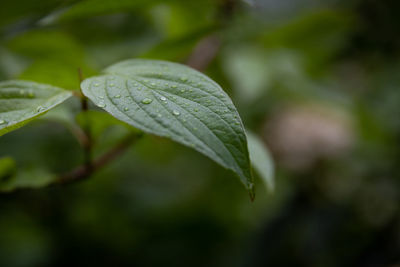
[55,133,141,185]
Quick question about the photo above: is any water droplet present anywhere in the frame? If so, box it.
[99,96,104,99]
[97,101,106,108]
[144,79,149,83]
[183,119,187,122]
[37,106,45,112]
[110,83,115,86]
[160,96,167,101]
[180,76,188,82]
[124,107,129,111]
[157,113,162,118]
[134,83,138,86]
[114,94,121,98]
[28,90,35,98]
[189,89,193,92]
[194,108,199,112]
[137,87,142,91]
[141,98,153,104]
[150,82,156,86]
[94,83,100,87]
[235,122,240,125]
[180,89,185,93]
[219,93,224,97]
[172,96,177,100]
[19,90,25,95]
[172,110,180,116]
[0,119,5,125]
[193,127,198,131]
[171,85,177,88]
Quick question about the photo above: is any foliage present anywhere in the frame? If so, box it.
[0,0,400,266]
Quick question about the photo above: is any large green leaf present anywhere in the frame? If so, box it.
[81,59,254,198]
[0,80,73,136]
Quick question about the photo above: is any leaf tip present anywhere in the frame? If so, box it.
[248,183,256,202]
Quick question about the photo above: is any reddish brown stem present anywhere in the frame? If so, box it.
[56,133,141,185]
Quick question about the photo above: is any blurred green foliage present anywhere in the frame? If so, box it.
[0,0,400,266]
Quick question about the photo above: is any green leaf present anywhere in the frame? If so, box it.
[0,166,56,192]
[0,157,16,182]
[81,59,254,198]
[8,31,95,89]
[0,157,56,192]
[246,131,275,192]
[0,80,73,136]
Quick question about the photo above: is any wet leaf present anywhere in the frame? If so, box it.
[0,80,72,136]
[81,59,255,198]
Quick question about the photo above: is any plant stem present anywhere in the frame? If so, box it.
[56,133,141,184]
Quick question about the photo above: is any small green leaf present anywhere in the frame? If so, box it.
[0,157,16,182]
[81,59,254,198]
[0,166,56,192]
[0,80,73,136]
[247,131,275,192]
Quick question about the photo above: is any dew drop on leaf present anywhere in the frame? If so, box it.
[114,94,121,98]
[172,110,180,116]
[141,98,153,104]
[0,119,5,125]
[36,106,45,112]
[160,96,167,101]
[124,107,129,111]
[97,102,106,108]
